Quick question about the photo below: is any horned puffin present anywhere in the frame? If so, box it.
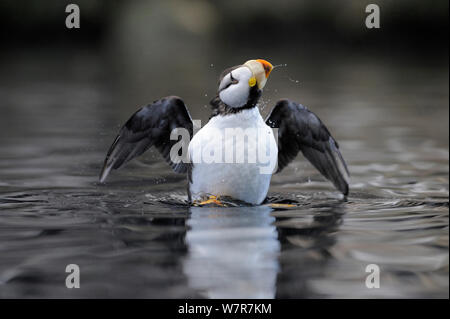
[99,59,349,205]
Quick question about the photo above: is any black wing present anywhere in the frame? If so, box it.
[99,96,193,182]
[266,99,350,195]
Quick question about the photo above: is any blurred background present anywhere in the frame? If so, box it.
[0,1,448,298]
[0,0,448,122]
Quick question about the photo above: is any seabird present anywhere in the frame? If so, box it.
[99,59,349,205]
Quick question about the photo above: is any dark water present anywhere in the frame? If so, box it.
[0,49,448,298]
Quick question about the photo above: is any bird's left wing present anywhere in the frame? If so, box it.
[99,96,193,183]
[266,99,350,195]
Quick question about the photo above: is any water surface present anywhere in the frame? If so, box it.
[0,49,448,298]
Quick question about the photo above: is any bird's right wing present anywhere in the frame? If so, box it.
[99,96,193,182]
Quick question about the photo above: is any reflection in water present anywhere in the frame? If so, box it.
[183,206,280,298]
[181,201,346,298]
[273,201,345,298]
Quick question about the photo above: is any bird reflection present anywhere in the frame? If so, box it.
[182,205,280,298]
[182,200,345,298]
[273,200,346,298]
[100,193,346,298]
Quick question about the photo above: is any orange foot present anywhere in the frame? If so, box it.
[194,195,225,207]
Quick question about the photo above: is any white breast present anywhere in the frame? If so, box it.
[188,107,278,205]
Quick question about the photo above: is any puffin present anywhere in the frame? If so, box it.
[99,59,349,206]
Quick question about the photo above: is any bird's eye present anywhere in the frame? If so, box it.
[230,72,238,84]
[220,72,239,92]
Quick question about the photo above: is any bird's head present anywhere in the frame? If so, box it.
[217,59,273,109]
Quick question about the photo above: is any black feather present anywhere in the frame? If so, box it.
[99,96,193,182]
[266,99,350,195]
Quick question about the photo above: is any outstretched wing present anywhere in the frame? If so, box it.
[266,99,350,195]
[99,96,193,182]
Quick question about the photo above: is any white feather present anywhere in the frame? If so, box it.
[219,67,252,108]
[189,107,278,205]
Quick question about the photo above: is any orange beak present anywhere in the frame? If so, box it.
[244,58,274,89]
[256,59,273,78]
